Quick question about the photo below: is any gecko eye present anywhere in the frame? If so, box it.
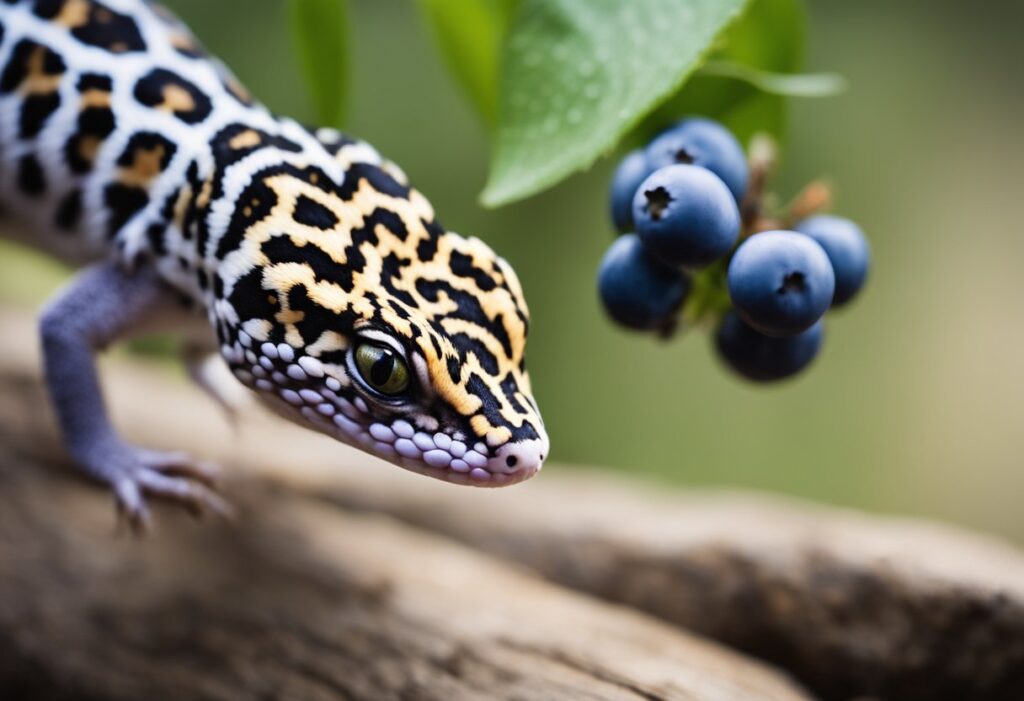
[354,343,410,396]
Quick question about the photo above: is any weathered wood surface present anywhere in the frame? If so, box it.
[1,308,1022,700]
[0,364,809,696]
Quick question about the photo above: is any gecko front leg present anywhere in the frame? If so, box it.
[39,262,231,530]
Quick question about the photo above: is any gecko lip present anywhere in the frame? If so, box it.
[227,337,543,486]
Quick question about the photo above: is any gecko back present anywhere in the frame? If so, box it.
[0,0,548,527]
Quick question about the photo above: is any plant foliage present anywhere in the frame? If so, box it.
[289,0,839,207]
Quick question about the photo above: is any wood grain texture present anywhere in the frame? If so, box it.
[0,309,810,701]
[1,307,1021,700]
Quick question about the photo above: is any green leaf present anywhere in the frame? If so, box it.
[482,0,748,208]
[415,0,518,126]
[643,0,808,147]
[698,61,846,98]
[289,0,350,127]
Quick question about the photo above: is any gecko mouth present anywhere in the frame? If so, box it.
[224,336,544,486]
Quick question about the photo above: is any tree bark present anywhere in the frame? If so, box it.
[1,308,1022,701]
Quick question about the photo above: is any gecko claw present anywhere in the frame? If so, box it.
[87,443,234,532]
[134,449,223,488]
[114,479,153,536]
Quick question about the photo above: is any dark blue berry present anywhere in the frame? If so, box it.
[632,164,740,268]
[598,234,689,331]
[716,311,824,382]
[609,149,654,233]
[727,231,835,337]
[645,117,749,202]
[794,215,870,307]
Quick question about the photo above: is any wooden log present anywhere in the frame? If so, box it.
[1,308,1022,700]
[0,380,810,699]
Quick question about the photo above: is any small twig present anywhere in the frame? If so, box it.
[782,180,834,227]
[740,134,777,235]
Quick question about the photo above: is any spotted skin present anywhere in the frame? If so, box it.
[0,0,548,519]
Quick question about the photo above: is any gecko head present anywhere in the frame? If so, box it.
[213,161,548,486]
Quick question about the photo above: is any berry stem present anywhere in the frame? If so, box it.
[739,135,777,235]
[781,180,834,227]
[673,134,836,332]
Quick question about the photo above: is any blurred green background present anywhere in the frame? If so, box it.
[2,0,1021,540]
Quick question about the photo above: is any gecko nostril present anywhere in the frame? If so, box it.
[506,455,518,468]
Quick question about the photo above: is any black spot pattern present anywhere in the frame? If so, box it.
[103,132,176,237]
[115,130,176,169]
[16,154,45,195]
[133,68,212,124]
[33,0,146,53]
[0,39,63,91]
[293,195,338,230]
[466,374,539,442]
[145,221,167,255]
[77,72,112,91]
[55,189,82,230]
[20,92,60,139]
[500,373,529,415]
[450,250,497,292]
[215,174,277,260]
[288,285,358,349]
[103,184,147,237]
[262,235,343,286]
[337,162,409,202]
[447,356,463,384]
[0,40,66,138]
[65,73,116,174]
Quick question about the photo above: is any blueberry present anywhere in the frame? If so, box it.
[598,234,689,331]
[716,311,824,382]
[609,149,654,233]
[632,164,740,268]
[645,117,749,202]
[794,215,870,307]
[727,231,835,337]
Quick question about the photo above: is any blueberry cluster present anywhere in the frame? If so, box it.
[598,117,870,382]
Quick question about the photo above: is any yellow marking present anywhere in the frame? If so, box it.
[226,168,540,445]
[21,47,62,96]
[306,331,348,357]
[196,179,213,208]
[77,135,101,165]
[172,185,192,229]
[80,88,111,109]
[160,84,197,114]
[487,427,513,447]
[275,308,305,325]
[226,77,252,103]
[229,129,262,150]
[170,33,198,52]
[119,143,166,188]
[55,0,90,28]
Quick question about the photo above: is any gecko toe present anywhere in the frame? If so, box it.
[97,446,232,531]
[134,466,235,521]
[114,479,152,536]
[136,449,222,487]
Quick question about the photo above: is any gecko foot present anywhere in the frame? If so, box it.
[80,443,234,533]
